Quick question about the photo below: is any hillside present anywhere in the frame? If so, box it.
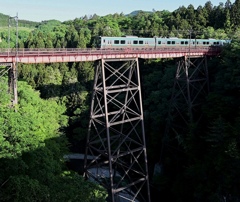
[0,13,39,28]
[0,10,153,27]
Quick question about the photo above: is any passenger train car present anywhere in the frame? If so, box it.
[97,36,230,49]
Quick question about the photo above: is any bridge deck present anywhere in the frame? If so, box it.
[0,47,222,63]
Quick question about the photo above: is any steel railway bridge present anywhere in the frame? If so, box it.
[0,47,222,202]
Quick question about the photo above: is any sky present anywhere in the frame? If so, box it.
[0,0,225,22]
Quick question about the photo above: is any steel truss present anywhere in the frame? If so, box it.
[164,55,209,144]
[84,58,151,202]
[0,62,18,105]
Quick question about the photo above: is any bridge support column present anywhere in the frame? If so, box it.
[0,62,18,105]
[163,55,209,152]
[84,58,151,202]
[9,62,18,105]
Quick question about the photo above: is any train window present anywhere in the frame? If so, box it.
[133,40,138,44]
[172,41,175,44]
[139,40,143,44]
[181,41,184,45]
[185,41,188,44]
[114,40,120,44]
[103,39,105,43]
[158,41,161,44]
[167,41,171,44]
[120,40,125,44]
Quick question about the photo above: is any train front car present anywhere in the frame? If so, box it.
[99,36,112,49]
[99,36,156,49]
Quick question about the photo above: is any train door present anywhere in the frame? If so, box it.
[154,37,157,49]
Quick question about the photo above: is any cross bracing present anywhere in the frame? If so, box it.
[84,58,151,202]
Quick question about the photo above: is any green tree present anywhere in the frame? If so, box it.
[231,0,240,29]
[0,81,107,201]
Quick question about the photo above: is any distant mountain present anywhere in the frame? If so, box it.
[126,10,153,16]
[0,10,153,28]
[0,13,39,28]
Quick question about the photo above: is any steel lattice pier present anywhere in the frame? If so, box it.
[84,58,151,202]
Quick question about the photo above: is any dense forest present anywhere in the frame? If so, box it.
[1,0,240,201]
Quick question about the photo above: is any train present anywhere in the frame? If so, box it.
[97,36,231,49]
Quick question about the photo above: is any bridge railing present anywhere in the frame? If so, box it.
[0,46,222,57]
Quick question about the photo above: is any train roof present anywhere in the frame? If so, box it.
[100,36,155,40]
[123,35,138,38]
[99,36,229,42]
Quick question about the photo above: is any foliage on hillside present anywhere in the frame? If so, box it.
[0,80,107,201]
[0,13,39,28]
